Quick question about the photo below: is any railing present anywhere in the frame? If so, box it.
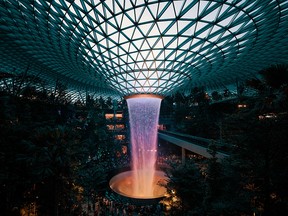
[158,130,230,157]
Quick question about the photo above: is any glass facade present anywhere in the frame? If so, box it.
[1,0,288,98]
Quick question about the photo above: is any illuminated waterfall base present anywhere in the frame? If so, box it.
[109,170,167,199]
[109,94,167,199]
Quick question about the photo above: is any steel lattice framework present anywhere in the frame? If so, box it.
[1,0,288,98]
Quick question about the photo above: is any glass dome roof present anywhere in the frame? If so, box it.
[1,0,288,98]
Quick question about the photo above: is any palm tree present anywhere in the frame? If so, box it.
[246,64,288,113]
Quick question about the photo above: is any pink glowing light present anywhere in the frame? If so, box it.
[126,94,163,197]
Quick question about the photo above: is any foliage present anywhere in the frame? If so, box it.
[222,109,288,215]
[161,64,288,215]
[220,64,288,215]
[0,78,118,215]
[259,64,288,89]
[163,159,205,215]
[202,143,226,215]
[246,64,288,113]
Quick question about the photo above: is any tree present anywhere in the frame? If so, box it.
[203,143,225,216]
[0,77,119,215]
[17,126,84,215]
[211,91,222,101]
[163,159,205,215]
[246,64,288,113]
[221,109,288,215]
[259,64,288,89]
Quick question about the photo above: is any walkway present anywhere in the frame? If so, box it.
[158,130,229,160]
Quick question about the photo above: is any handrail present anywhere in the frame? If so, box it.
[158,130,230,155]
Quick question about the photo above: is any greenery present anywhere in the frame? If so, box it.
[0,74,120,215]
[160,64,288,215]
[162,159,205,215]
[1,64,287,215]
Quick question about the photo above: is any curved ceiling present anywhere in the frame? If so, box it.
[1,0,288,98]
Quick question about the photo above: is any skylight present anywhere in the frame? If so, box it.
[0,0,287,98]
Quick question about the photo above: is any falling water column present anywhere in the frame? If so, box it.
[125,94,163,198]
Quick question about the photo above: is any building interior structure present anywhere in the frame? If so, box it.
[1,1,288,215]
